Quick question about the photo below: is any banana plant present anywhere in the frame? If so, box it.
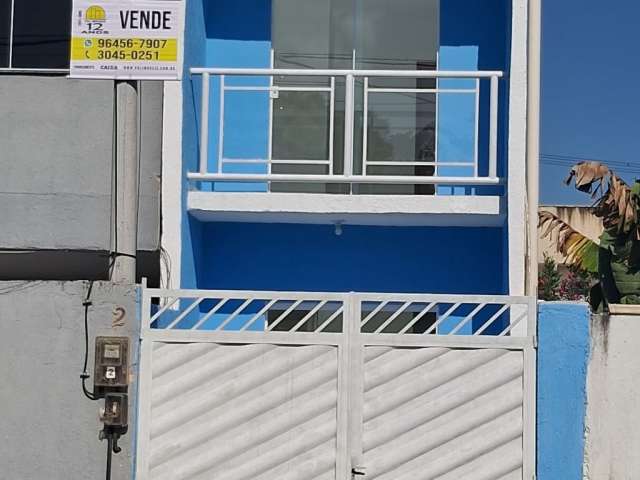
[539,161,640,310]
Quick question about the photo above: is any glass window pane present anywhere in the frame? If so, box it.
[12,0,72,68]
[272,91,331,162]
[0,0,11,67]
[355,0,438,71]
[272,0,354,70]
[367,91,436,164]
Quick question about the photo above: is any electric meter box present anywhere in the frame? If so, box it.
[94,337,129,395]
[102,393,129,428]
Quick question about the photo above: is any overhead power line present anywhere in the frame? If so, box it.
[540,153,640,174]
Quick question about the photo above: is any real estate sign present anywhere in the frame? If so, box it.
[70,0,185,79]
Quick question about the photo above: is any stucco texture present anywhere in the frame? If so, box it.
[0,281,139,479]
[0,77,162,252]
[537,302,590,480]
[584,314,640,480]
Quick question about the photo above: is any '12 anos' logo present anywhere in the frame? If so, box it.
[78,5,109,34]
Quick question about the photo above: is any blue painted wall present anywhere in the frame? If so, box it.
[537,302,590,480]
[180,0,206,288]
[203,0,271,192]
[439,0,510,197]
[198,222,504,294]
[181,0,513,292]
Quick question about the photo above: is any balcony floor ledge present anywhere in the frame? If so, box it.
[188,191,504,227]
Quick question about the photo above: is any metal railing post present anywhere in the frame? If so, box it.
[489,75,499,179]
[217,75,225,174]
[343,73,355,178]
[199,72,210,175]
[362,77,369,176]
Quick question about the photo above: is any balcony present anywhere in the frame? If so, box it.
[187,68,506,226]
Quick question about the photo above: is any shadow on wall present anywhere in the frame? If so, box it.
[203,0,271,41]
[201,0,509,60]
[196,222,505,294]
[440,0,509,71]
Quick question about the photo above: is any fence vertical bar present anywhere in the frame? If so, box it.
[343,74,355,180]
[489,75,499,179]
[329,76,336,176]
[336,294,351,479]
[473,78,480,178]
[8,0,15,68]
[347,293,364,477]
[362,77,369,176]
[523,295,537,480]
[135,287,153,480]
[268,51,274,192]
[217,74,225,174]
[199,72,210,175]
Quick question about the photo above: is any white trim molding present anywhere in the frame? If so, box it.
[507,0,529,335]
[188,191,504,227]
[160,81,183,291]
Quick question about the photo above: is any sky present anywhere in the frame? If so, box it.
[541,0,640,205]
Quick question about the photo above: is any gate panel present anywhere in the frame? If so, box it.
[136,289,536,480]
[360,347,524,480]
[147,342,341,480]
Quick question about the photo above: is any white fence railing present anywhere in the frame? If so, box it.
[142,289,535,344]
[188,68,504,193]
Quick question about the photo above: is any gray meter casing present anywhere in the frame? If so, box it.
[94,336,129,398]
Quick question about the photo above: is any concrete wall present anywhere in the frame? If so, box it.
[584,314,640,479]
[0,76,162,252]
[0,281,139,480]
[0,77,114,250]
[537,302,590,480]
[538,205,603,265]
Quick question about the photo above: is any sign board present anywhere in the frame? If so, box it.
[70,0,185,79]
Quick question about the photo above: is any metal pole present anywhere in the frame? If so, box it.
[199,72,210,175]
[343,74,354,177]
[111,81,139,284]
[489,75,499,179]
[526,0,541,298]
[362,77,369,176]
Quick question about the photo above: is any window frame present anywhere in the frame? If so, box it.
[0,0,71,73]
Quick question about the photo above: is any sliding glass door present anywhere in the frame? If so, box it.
[270,0,440,194]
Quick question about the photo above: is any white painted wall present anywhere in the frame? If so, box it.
[584,314,640,479]
[507,0,529,336]
[161,81,183,290]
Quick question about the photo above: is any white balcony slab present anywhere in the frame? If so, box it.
[188,192,504,227]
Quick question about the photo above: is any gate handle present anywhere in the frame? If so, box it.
[352,466,366,476]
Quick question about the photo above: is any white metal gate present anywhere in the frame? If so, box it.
[136,289,536,480]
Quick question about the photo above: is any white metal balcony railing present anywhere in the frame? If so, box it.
[188,68,503,194]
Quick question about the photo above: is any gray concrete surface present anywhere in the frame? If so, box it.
[0,281,139,480]
[584,314,640,480]
[0,76,161,252]
[138,81,163,252]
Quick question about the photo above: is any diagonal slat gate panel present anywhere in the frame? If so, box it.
[136,289,536,480]
[360,347,524,480]
[147,343,340,480]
